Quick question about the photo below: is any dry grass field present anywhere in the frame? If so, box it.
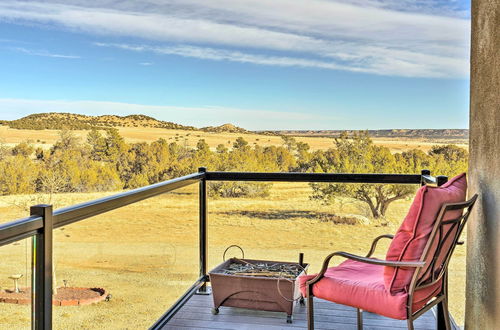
[0,125,468,153]
[0,183,468,328]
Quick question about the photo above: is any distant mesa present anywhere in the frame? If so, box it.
[261,128,469,140]
[200,123,248,134]
[0,112,196,131]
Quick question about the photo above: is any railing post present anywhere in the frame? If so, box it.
[421,169,431,186]
[30,205,53,330]
[436,175,448,186]
[197,167,209,294]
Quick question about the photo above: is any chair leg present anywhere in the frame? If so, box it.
[437,297,451,330]
[357,309,363,330]
[307,285,314,330]
[407,318,414,330]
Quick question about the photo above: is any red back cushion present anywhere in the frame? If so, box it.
[384,173,467,293]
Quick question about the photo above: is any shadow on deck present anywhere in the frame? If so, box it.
[162,292,458,330]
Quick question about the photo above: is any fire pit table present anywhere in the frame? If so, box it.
[208,258,308,323]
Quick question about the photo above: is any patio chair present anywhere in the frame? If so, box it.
[299,173,477,330]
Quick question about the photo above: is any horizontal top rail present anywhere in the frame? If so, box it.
[206,171,424,184]
[0,172,204,247]
[0,215,43,247]
[53,172,203,228]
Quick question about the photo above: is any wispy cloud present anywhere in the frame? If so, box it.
[95,42,465,78]
[139,62,153,66]
[332,0,469,18]
[0,98,335,130]
[10,46,80,59]
[0,1,470,78]
[96,43,352,73]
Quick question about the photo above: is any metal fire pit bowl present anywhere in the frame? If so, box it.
[208,258,308,323]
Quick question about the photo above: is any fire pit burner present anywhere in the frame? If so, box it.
[220,260,303,278]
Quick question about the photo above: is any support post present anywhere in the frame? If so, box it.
[466,1,500,328]
[421,169,430,186]
[298,252,305,306]
[436,176,448,187]
[30,205,53,330]
[197,167,209,294]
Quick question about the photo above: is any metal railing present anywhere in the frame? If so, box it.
[0,168,446,329]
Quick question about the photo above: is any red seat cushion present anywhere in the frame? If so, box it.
[384,173,467,293]
[298,259,441,320]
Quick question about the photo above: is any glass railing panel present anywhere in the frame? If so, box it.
[0,237,33,329]
[52,184,199,329]
[207,181,415,274]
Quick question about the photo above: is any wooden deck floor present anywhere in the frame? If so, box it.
[162,292,457,330]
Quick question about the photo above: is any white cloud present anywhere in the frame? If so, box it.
[95,42,464,78]
[10,46,80,59]
[0,98,335,130]
[96,43,353,73]
[0,1,470,78]
[0,2,327,52]
[332,0,469,18]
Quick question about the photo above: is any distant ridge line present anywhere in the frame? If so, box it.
[260,129,468,139]
[0,112,468,139]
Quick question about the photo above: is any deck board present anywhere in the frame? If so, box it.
[162,292,456,330]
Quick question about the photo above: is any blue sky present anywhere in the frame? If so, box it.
[0,0,470,130]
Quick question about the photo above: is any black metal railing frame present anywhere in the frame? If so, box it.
[0,168,446,329]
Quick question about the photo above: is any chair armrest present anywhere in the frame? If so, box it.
[366,234,394,257]
[306,251,425,286]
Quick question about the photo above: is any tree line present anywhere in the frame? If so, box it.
[0,129,467,218]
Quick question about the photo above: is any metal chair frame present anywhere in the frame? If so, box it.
[306,194,478,330]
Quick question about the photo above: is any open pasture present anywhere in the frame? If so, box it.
[0,125,468,153]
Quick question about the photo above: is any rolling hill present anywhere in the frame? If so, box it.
[0,113,196,131]
[200,123,249,134]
